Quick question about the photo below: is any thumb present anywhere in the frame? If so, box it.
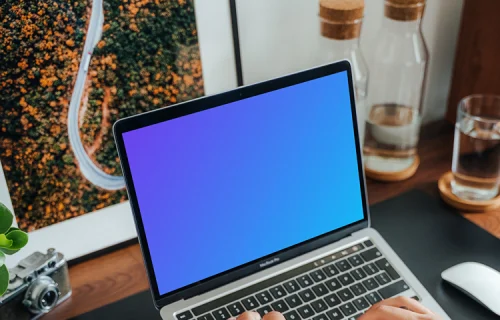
[232,311,261,320]
[262,311,286,320]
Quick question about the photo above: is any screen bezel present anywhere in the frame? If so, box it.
[113,60,370,308]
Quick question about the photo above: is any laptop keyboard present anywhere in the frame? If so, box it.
[176,240,418,320]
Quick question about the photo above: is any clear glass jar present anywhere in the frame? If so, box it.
[318,0,369,143]
[318,34,369,142]
[363,0,428,174]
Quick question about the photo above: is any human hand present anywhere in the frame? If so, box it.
[359,296,442,319]
[230,311,283,320]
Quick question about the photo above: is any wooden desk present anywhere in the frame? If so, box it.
[45,120,500,320]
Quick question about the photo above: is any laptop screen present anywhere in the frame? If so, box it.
[122,70,365,296]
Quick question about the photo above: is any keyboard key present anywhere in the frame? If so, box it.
[347,314,362,320]
[270,285,287,299]
[212,308,231,320]
[362,278,379,291]
[350,268,367,281]
[326,308,343,320]
[310,270,327,282]
[227,302,245,317]
[340,302,357,317]
[177,311,193,320]
[365,292,383,305]
[335,260,352,272]
[284,310,300,320]
[257,306,273,317]
[378,280,410,299]
[197,314,214,320]
[271,300,289,313]
[337,288,354,302]
[283,280,300,293]
[364,240,374,247]
[325,278,342,292]
[324,293,342,307]
[312,283,328,297]
[312,261,323,269]
[313,313,329,320]
[191,259,320,316]
[311,299,328,313]
[348,255,364,267]
[241,297,259,310]
[360,248,382,262]
[299,289,316,302]
[352,243,364,252]
[349,283,367,296]
[297,275,314,288]
[297,304,315,318]
[374,272,391,286]
[352,297,369,310]
[256,291,274,305]
[362,263,379,276]
[375,259,400,280]
[322,264,340,277]
[338,273,355,286]
[285,294,303,308]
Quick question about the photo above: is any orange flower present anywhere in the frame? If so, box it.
[17,60,29,70]
[129,24,139,32]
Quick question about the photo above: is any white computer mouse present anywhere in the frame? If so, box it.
[441,262,500,316]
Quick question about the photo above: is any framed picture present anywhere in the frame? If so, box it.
[0,0,239,267]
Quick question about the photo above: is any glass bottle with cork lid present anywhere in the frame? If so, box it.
[318,0,369,143]
[363,0,428,182]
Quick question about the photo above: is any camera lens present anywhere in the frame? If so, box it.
[23,276,61,314]
[40,288,58,309]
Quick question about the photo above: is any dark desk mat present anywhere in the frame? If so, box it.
[72,190,500,320]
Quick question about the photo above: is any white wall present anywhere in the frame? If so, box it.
[235,0,464,122]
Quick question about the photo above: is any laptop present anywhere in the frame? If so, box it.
[113,61,449,320]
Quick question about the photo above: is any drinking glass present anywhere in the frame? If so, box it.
[452,95,500,201]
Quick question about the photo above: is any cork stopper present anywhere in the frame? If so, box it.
[385,0,426,21]
[319,0,365,40]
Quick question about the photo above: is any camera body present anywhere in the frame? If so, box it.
[0,249,72,320]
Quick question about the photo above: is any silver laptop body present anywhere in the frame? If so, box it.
[113,61,449,320]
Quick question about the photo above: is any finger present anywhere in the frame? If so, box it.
[262,311,286,320]
[359,305,422,320]
[232,311,261,320]
[370,296,434,315]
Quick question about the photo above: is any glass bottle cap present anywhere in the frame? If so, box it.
[319,0,365,22]
[319,0,364,40]
[385,0,426,21]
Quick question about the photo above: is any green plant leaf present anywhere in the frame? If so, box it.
[5,230,28,250]
[0,234,13,248]
[5,227,19,235]
[0,264,8,296]
[0,247,19,255]
[0,251,4,268]
[0,203,13,235]
[0,229,28,255]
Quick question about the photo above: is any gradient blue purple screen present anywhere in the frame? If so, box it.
[123,71,365,295]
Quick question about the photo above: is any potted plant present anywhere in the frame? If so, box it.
[0,203,28,296]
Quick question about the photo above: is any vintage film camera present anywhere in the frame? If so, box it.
[0,249,72,320]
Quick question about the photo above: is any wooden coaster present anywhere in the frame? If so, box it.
[438,171,500,212]
[365,155,420,182]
